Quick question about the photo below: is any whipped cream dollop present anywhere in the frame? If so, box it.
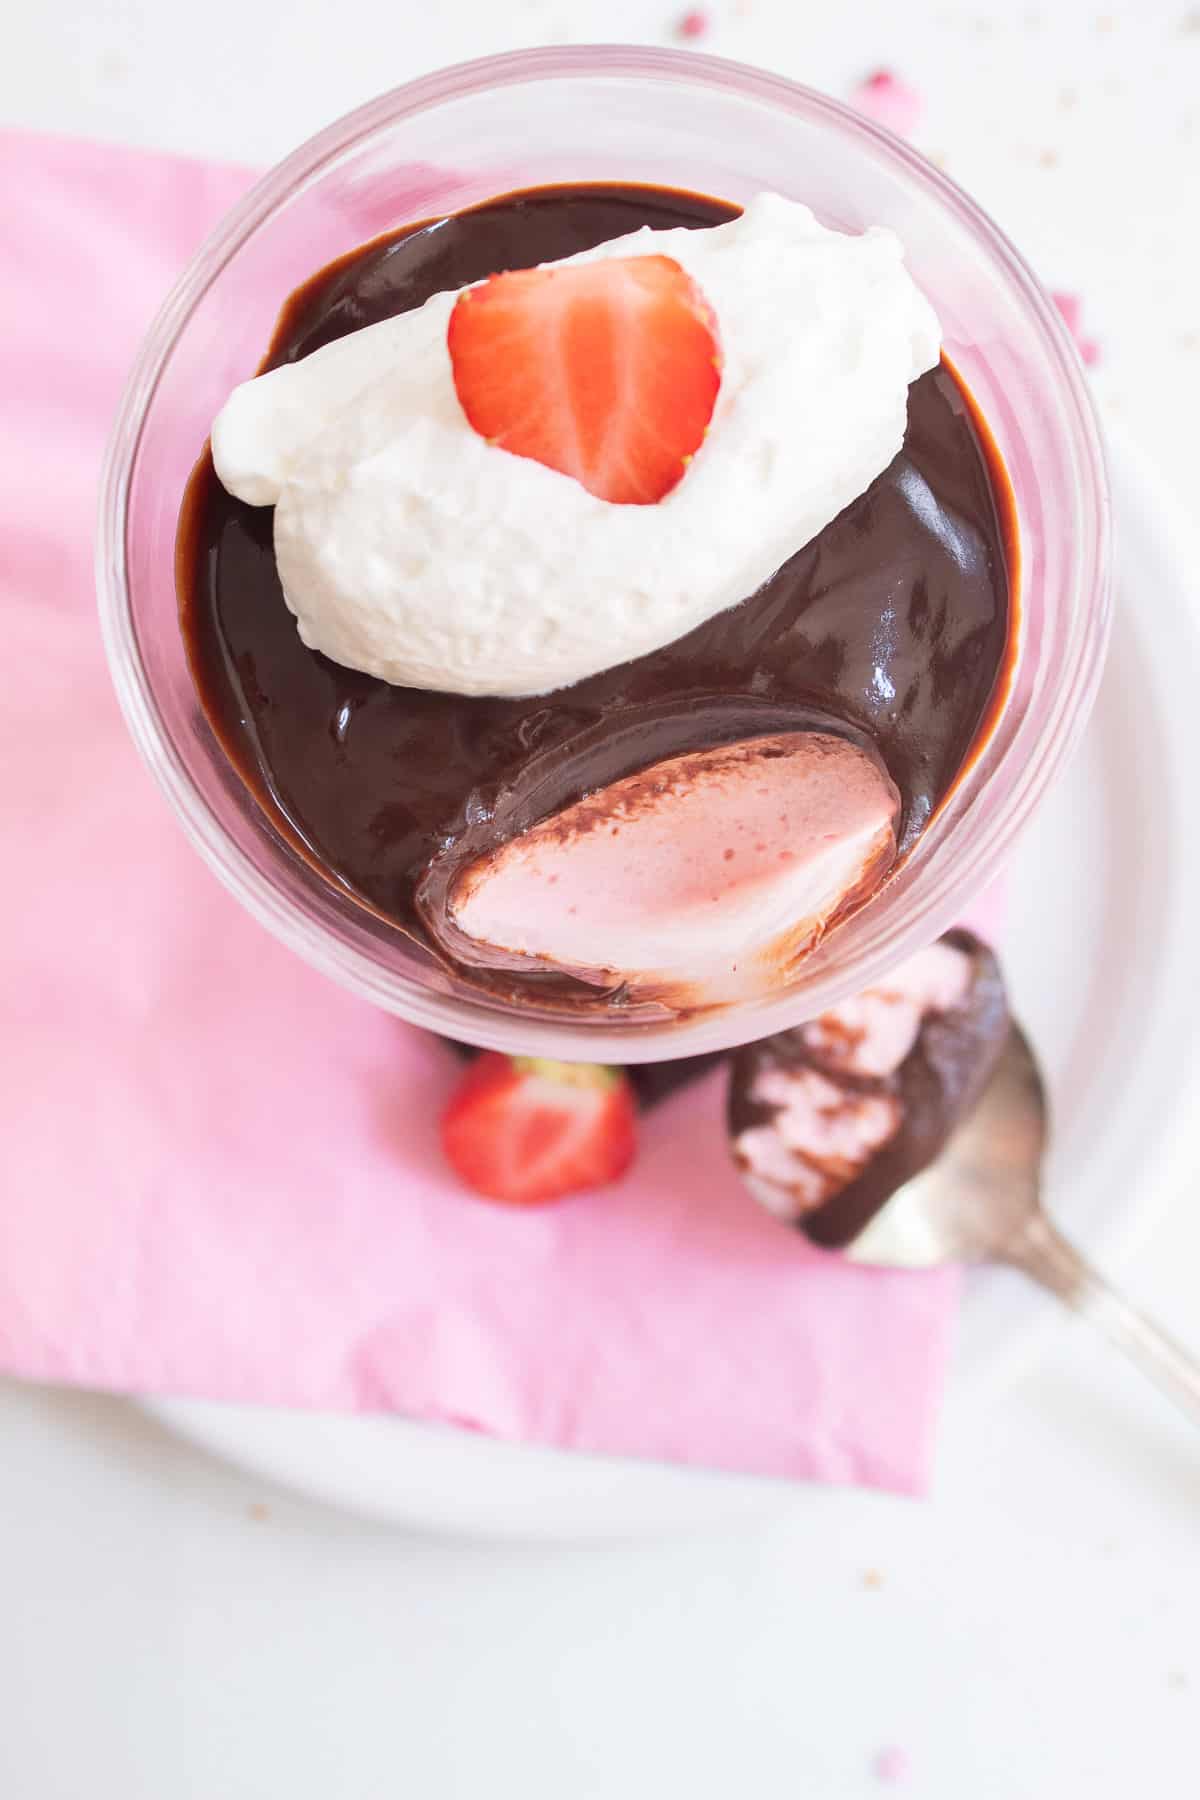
[212,194,941,698]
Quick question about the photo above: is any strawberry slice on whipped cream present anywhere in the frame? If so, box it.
[211,194,940,699]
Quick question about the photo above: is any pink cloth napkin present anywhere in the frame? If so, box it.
[0,129,980,1493]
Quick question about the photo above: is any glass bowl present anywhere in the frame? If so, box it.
[97,45,1111,1061]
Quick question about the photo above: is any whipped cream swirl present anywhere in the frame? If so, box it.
[212,193,940,698]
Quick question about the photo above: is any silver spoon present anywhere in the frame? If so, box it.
[844,1023,1200,1423]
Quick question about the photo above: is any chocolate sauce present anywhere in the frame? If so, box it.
[179,184,1016,1009]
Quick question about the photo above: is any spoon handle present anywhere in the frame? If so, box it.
[1002,1213,1200,1426]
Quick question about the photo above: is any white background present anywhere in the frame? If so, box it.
[3,2,1199,1795]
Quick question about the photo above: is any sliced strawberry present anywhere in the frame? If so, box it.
[447,254,722,505]
[440,1053,638,1205]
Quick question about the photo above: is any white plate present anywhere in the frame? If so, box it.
[145,429,1200,1538]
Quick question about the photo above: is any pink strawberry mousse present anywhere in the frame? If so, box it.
[736,1068,902,1221]
[431,731,900,1011]
[796,940,971,1077]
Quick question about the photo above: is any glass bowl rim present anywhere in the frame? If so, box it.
[96,43,1111,1061]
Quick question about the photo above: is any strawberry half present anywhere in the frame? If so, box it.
[447,253,722,505]
[440,1053,638,1205]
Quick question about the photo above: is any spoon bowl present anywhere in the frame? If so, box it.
[818,1022,1200,1423]
[847,1022,1049,1269]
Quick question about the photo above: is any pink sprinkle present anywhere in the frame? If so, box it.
[1051,290,1083,333]
[445,1412,487,1434]
[1051,291,1103,367]
[850,70,923,138]
[874,1745,910,1785]
[676,8,710,37]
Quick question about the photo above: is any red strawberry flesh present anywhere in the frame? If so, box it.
[440,1053,638,1204]
[447,254,722,505]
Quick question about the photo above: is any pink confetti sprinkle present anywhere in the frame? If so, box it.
[850,70,924,138]
[1051,290,1083,333]
[445,1412,487,1433]
[873,1745,910,1785]
[1051,291,1103,367]
[676,8,710,37]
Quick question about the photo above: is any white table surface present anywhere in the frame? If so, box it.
[3,2,1199,1795]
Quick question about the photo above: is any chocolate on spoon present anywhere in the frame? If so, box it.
[728,945,1200,1423]
[727,929,1009,1248]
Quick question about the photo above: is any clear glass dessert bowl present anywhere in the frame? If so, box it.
[97,45,1111,1062]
